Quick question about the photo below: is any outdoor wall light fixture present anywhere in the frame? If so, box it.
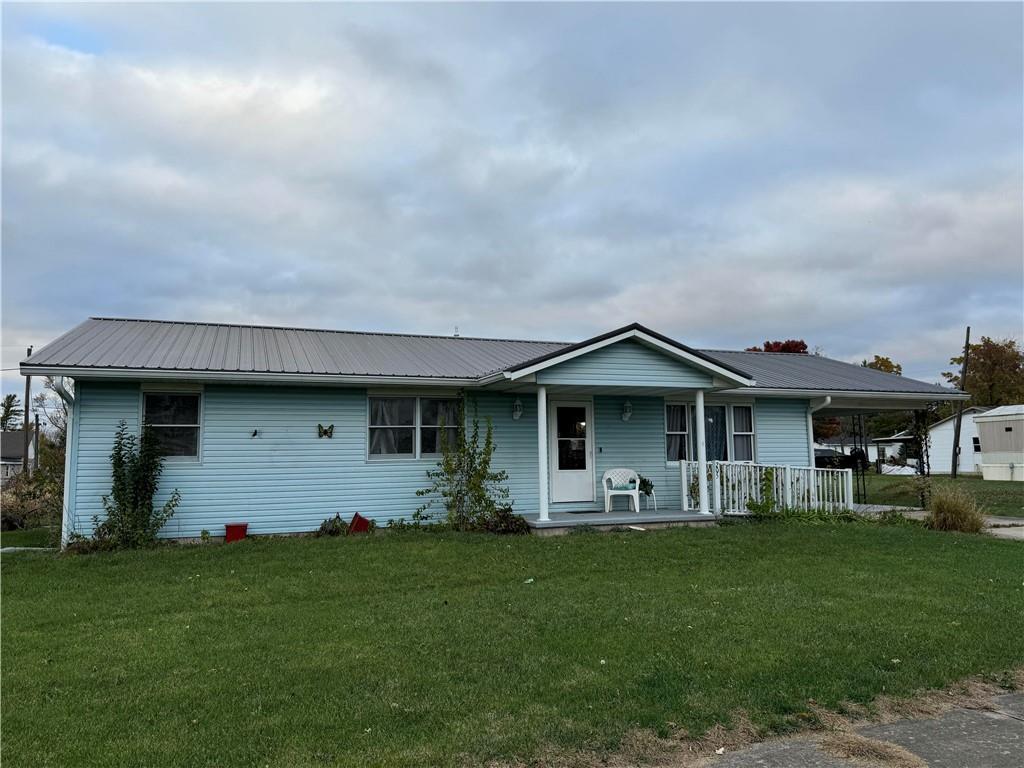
[622,400,633,422]
[512,398,524,420]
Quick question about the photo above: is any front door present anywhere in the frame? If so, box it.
[548,401,594,503]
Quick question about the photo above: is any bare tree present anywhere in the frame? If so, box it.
[32,378,70,448]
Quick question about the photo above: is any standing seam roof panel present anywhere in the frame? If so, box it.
[20,318,963,396]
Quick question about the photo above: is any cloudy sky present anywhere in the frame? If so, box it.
[2,2,1022,399]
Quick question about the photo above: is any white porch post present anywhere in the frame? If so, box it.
[537,385,549,521]
[694,389,710,515]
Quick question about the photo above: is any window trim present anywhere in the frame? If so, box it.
[366,394,463,461]
[665,398,757,465]
[139,386,204,462]
[664,403,692,462]
[730,404,756,462]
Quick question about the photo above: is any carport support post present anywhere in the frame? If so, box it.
[537,385,549,522]
[695,389,710,515]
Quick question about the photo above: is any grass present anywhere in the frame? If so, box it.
[0,527,54,548]
[3,525,1023,767]
[864,473,1024,518]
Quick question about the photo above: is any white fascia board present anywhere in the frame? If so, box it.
[19,365,480,388]
[503,329,755,387]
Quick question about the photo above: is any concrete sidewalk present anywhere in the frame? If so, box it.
[856,504,1024,541]
[709,693,1024,767]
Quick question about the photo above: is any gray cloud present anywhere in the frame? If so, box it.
[2,2,1021,399]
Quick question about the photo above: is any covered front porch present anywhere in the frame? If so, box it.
[479,325,826,523]
[520,457,855,532]
[482,323,911,530]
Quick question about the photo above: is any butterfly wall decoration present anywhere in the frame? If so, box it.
[318,424,334,438]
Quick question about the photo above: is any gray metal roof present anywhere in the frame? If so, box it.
[23,318,567,380]
[702,349,958,395]
[1,431,30,462]
[21,317,963,397]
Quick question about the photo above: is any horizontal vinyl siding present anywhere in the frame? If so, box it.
[474,393,540,514]
[72,383,462,538]
[68,383,816,538]
[754,398,812,466]
[594,396,680,511]
[70,384,546,537]
[537,340,713,388]
[72,382,141,537]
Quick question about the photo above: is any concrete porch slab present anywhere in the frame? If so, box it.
[523,509,718,535]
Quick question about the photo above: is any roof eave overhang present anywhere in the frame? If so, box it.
[717,387,970,402]
[19,364,481,388]
[502,327,755,387]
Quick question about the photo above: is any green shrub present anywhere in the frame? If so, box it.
[925,486,985,533]
[1,435,65,546]
[875,508,920,527]
[477,506,529,535]
[316,513,346,537]
[93,420,180,548]
[1,473,45,531]
[745,467,778,517]
[417,396,511,532]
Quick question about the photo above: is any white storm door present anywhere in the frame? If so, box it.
[548,401,594,503]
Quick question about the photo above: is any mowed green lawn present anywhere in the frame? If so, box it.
[3,525,1022,767]
[864,473,1024,518]
[0,527,55,548]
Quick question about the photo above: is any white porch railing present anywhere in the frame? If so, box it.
[680,460,854,515]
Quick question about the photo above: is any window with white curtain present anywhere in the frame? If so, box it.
[420,398,461,455]
[369,397,416,456]
[666,401,756,463]
[703,405,729,461]
[665,404,690,461]
[369,396,462,458]
[732,405,755,461]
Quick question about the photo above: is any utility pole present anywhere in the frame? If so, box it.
[34,413,40,472]
[950,327,971,479]
[22,346,32,476]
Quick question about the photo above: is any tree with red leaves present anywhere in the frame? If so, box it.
[745,340,808,353]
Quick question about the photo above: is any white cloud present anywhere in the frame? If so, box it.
[2,2,1021,397]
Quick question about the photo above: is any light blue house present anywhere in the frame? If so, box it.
[22,318,966,544]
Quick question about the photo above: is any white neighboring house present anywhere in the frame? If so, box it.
[0,429,36,485]
[815,438,894,464]
[869,406,990,475]
[925,406,990,475]
[974,405,1024,481]
[868,435,907,464]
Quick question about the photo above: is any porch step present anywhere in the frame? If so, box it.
[524,510,718,536]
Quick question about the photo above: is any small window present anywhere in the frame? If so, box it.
[973,437,982,452]
[421,398,461,455]
[143,393,201,457]
[732,405,755,461]
[369,397,415,456]
[666,404,689,461]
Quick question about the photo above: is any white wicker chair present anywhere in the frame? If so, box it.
[602,468,640,514]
